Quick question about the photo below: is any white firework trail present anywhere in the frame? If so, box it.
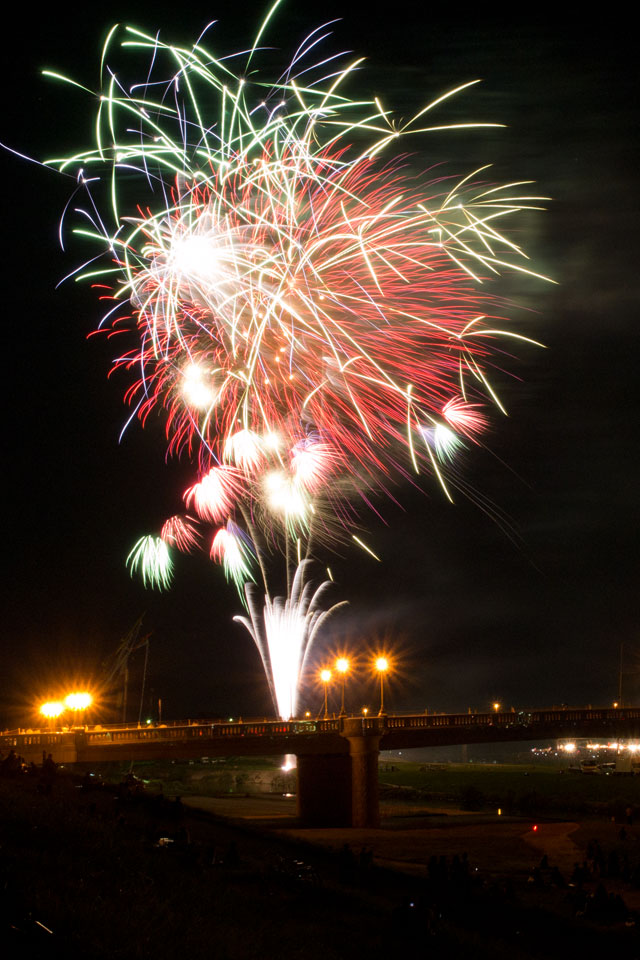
[234,560,346,719]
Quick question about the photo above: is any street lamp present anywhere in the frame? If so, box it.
[320,669,332,719]
[375,657,389,716]
[39,701,64,729]
[335,658,350,716]
[65,692,93,726]
[65,692,92,710]
[492,701,501,713]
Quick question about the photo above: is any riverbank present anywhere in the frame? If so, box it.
[3,768,638,959]
[184,792,640,911]
[0,773,402,960]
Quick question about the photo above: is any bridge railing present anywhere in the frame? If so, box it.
[82,717,341,746]
[384,708,640,730]
[0,731,77,751]
[5,708,640,754]
[1,718,342,752]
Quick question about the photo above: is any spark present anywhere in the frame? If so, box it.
[160,515,200,552]
[211,521,255,591]
[127,535,173,589]
[184,466,244,523]
[224,429,264,471]
[442,397,488,436]
[234,560,346,719]
[352,535,381,561]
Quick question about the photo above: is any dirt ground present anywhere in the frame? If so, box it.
[183,795,570,876]
[183,793,640,911]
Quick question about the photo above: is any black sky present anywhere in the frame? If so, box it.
[1,2,638,727]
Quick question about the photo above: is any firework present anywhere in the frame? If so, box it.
[46,4,547,506]
[127,535,173,590]
[184,466,245,523]
[160,515,200,552]
[133,432,347,717]
[210,521,256,593]
[234,560,346,720]
[37,3,548,717]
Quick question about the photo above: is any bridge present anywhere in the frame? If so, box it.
[4,706,640,828]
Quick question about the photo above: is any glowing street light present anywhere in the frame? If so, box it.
[40,701,64,718]
[335,658,350,717]
[320,669,332,719]
[492,701,501,713]
[65,692,93,724]
[40,701,64,725]
[65,692,93,710]
[375,657,389,716]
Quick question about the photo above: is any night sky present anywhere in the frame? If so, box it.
[1,2,638,728]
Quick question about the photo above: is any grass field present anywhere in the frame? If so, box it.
[100,755,298,799]
[105,756,640,820]
[378,760,640,817]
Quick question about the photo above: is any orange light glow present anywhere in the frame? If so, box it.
[64,692,93,711]
[40,701,64,719]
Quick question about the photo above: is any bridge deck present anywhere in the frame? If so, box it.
[4,707,640,763]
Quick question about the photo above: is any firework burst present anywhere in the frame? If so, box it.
[37,3,548,717]
[47,5,547,505]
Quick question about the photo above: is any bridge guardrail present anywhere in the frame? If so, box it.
[0,731,77,750]
[81,718,341,745]
[4,708,640,754]
[384,708,640,729]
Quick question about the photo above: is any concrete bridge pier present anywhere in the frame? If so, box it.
[296,718,384,828]
[342,721,382,827]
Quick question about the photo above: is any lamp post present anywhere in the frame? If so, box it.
[375,657,389,716]
[320,669,332,719]
[335,658,350,717]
